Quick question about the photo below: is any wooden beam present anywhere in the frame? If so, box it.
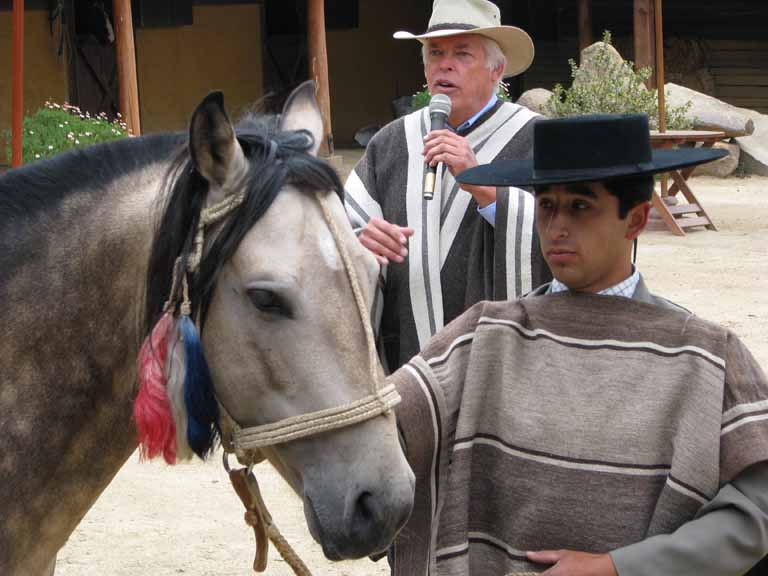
[114,0,141,135]
[307,0,334,156]
[11,0,24,168]
[633,0,656,88]
[578,0,593,57]
[654,0,666,132]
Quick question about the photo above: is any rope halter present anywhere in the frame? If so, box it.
[180,174,400,574]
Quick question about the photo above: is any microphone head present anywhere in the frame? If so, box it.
[428,93,452,117]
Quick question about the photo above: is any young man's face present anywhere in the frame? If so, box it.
[423,34,503,127]
[535,181,649,293]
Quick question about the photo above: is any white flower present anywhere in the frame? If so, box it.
[28,130,34,135]
[35,154,40,158]
[48,145,53,149]
[75,140,80,144]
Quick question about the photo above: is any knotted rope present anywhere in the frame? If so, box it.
[226,455,312,576]
[182,176,399,575]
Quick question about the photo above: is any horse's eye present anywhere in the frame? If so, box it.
[247,289,291,316]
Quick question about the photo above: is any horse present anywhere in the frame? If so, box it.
[0,82,414,575]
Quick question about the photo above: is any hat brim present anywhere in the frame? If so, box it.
[456,148,729,187]
[393,26,534,77]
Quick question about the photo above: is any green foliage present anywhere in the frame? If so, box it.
[411,81,512,111]
[548,31,693,130]
[5,101,131,165]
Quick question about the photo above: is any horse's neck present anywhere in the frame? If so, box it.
[0,162,167,574]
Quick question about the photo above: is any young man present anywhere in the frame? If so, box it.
[345,0,550,372]
[387,114,768,575]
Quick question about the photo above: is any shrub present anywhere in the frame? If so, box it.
[5,101,131,165]
[548,31,692,130]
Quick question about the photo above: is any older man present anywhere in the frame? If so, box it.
[345,0,550,371]
[389,114,768,575]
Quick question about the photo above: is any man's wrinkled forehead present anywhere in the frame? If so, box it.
[426,34,483,50]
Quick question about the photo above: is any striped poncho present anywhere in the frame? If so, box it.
[388,291,768,575]
[344,102,551,371]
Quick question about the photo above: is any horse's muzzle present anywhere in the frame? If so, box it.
[304,471,415,560]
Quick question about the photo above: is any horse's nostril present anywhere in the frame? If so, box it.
[356,491,376,523]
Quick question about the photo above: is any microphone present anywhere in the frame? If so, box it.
[423,94,452,200]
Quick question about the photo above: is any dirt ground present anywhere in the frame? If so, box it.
[56,171,767,576]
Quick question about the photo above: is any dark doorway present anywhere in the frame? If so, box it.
[262,0,358,109]
[66,0,119,119]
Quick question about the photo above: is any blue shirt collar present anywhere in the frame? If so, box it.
[455,93,498,132]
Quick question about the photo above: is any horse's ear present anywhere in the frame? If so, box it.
[189,91,246,189]
[279,81,324,157]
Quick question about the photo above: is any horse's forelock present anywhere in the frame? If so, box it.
[144,113,344,338]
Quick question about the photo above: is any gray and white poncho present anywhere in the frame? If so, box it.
[345,102,551,371]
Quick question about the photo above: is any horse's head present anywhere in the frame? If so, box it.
[138,83,414,560]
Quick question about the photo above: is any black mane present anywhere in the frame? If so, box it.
[144,112,344,334]
[0,133,184,224]
[0,133,185,286]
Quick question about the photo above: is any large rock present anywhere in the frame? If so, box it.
[666,83,755,137]
[735,108,768,176]
[573,41,632,89]
[691,141,740,177]
[666,68,716,97]
[516,88,554,116]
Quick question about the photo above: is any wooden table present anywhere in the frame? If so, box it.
[649,130,725,236]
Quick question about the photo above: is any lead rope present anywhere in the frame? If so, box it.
[186,189,398,575]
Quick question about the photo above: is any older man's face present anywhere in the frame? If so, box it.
[424,34,502,127]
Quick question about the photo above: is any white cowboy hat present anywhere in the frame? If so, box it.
[393,0,534,77]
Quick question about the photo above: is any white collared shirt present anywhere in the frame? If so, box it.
[549,267,641,299]
[456,94,500,226]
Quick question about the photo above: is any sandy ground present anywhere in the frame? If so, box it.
[56,169,767,575]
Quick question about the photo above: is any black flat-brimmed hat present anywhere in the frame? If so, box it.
[456,114,727,187]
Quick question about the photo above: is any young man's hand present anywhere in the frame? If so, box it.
[527,549,618,576]
[357,217,414,265]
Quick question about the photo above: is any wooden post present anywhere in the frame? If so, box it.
[307,0,334,156]
[654,0,666,133]
[11,0,24,167]
[633,0,656,88]
[113,0,141,135]
[578,0,592,57]
[654,0,667,196]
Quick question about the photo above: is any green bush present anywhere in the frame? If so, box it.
[548,31,692,130]
[5,101,131,165]
[411,81,512,111]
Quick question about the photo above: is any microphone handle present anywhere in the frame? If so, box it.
[423,112,449,201]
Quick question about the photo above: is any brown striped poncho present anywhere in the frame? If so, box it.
[388,291,768,575]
